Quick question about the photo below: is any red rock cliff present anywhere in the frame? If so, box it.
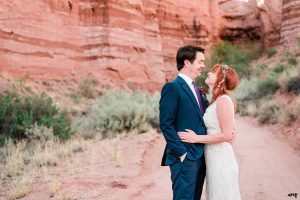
[281,0,300,48]
[0,0,298,91]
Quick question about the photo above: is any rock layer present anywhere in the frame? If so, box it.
[281,0,300,48]
[0,0,298,91]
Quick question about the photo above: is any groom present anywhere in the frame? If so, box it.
[160,45,209,200]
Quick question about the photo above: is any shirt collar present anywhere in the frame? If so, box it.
[178,73,193,85]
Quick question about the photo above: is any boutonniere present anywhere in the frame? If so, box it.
[200,86,208,95]
[199,86,209,109]
[199,86,209,102]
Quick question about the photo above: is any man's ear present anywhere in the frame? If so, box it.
[184,59,190,67]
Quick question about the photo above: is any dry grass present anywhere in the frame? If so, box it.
[10,169,36,199]
[0,140,32,179]
[101,134,125,167]
[48,177,74,200]
[0,136,88,199]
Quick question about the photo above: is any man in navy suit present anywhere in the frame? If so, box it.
[160,45,209,200]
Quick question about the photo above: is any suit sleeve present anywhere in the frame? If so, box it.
[159,82,187,157]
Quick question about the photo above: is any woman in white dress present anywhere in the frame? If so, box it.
[178,64,241,200]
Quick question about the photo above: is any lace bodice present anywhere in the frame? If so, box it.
[203,95,234,135]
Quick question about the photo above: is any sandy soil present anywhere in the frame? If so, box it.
[1,116,299,200]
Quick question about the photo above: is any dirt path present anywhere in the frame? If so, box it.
[234,116,300,200]
[108,116,300,200]
[1,117,299,200]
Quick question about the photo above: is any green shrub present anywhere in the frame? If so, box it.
[286,76,300,95]
[273,63,293,74]
[256,76,280,97]
[280,99,300,125]
[234,78,259,101]
[72,90,159,138]
[297,37,300,48]
[0,92,72,144]
[284,52,298,65]
[266,48,277,58]
[252,64,268,76]
[69,93,81,103]
[208,42,262,78]
[278,67,300,92]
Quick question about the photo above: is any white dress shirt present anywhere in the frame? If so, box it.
[178,73,200,107]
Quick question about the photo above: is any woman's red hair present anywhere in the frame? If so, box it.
[210,64,239,111]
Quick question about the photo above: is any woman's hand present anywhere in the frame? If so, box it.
[178,129,199,143]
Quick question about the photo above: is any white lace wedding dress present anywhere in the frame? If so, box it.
[203,95,241,200]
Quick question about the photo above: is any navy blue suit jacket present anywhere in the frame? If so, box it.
[160,76,209,166]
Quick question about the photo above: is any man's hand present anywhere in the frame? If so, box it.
[180,152,187,162]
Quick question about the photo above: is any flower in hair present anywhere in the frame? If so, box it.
[221,64,228,79]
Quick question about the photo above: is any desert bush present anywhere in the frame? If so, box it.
[69,93,81,104]
[258,100,284,124]
[284,52,298,65]
[266,48,277,58]
[72,90,160,138]
[256,75,280,97]
[234,78,260,116]
[208,42,262,78]
[237,102,258,117]
[286,76,300,95]
[278,67,300,92]
[0,92,72,144]
[282,98,300,125]
[234,78,259,102]
[273,63,293,74]
[25,123,54,141]
[251,64,268,77]
[78,76,98,98]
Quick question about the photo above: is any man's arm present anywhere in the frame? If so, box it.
[159,82,187,158]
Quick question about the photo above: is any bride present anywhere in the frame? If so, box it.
[178,64,241,200]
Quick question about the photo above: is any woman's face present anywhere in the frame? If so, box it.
[205,71,217,87]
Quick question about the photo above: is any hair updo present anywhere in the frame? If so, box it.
[210,64,239,109]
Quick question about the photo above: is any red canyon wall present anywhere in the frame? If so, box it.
[281,0,300,48]
[0,0,298,91]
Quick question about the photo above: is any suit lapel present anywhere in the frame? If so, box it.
[176,76,203,119]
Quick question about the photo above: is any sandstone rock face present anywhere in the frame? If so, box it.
[0,1,82,79]
[218,0,262,42]
[218,0,283,46]
[257,0,282,47]
[0,0,220,91]
[0,0,298,91]
[281,0,300,48]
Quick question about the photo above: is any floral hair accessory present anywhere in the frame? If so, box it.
[221,64,228,79]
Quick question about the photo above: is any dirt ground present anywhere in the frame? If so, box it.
[1,116,300,200]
